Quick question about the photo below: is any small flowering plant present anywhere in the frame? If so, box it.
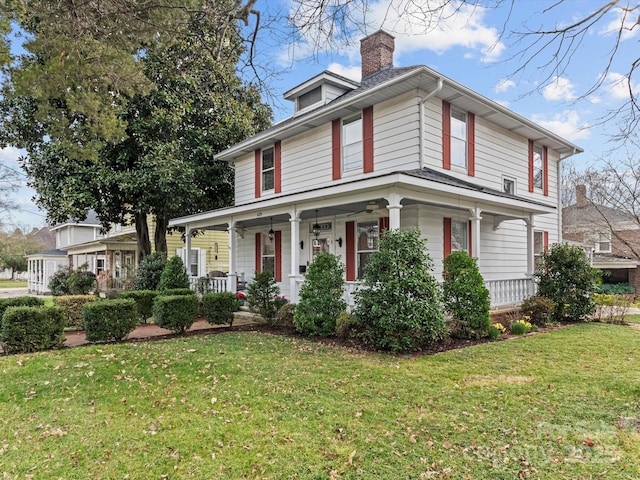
[488,322,506,339]
[510,318,533,335]
[235,291,247,305]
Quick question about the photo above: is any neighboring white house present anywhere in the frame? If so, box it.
[169,30,583,308]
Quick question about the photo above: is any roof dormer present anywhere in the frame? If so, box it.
[284,71,360,116]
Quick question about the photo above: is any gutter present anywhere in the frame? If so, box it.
[557,147,580,243]
[418,77,443,169]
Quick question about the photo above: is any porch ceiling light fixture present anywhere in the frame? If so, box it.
[268,217,275,241]
[312,210,321,239]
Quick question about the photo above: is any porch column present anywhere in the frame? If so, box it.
[469,207,482,266]
[385,193,403,230]
[227,222,237,292]
[185,226,192,277]
[289,213,302,303]
[526,215,535,277]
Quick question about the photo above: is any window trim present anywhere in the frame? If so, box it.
[442,101,475,176]
[596,232,612,253]
[356,220,379,279]
[261,146,275,193]
[502,176,516,195]
[342,113,363,174]
[450,107,467,169]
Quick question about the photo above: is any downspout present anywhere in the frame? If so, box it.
[419,77,443,169]
[557,147,578,243]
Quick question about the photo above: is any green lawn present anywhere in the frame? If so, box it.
[1,324,639,479]
[0,279,27,288]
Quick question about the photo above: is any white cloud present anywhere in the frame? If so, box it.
[366,0,505,63]
[495,79,515,93]
[599,7,639,41]
[280,0,505,67]
[543,77,576,101]
[327,63,361,82]
[531,110,590,141]
[0,146,23,168]
[603,72,639,100]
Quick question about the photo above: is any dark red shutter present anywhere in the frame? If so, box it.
[379,216,390,238]
[346,221,356,281]
[274,141,282,194]
[275,230,282,282]
[467,112,475,176]
[254,149,261,198]
[442,101,451,170]
[443,218,452,257]
[363,106,374,173]
[255,232,261,274]
[543,146,549,197]
[543,231,549,253]
[528,140,534,193]
[332,119,341,180]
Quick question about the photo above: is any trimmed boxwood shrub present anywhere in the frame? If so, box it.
[275,303,296,328]
[442,251,491,339]
[1,306,65,353]
[353,229,447,352]
[157,256,190,293]
[53,294,97,330]
[294,252,346,336]
[160,288,195,297]
[203,292,239,326]
[118,290,158,323]
[83,299,138,342]
[0,296,44,320]
[153,295,199,333]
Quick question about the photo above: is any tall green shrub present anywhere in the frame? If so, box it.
[157,255,190,293]
[536,243,599,322]
[353,229,447,352]
[1,306,65,353]
[294,252,346,336]
[246,271,280,323]
[83,299,138,342]
[48,265,96,295]
[442,251,490,339]
[153,295,199,333]
[132,252,167,291]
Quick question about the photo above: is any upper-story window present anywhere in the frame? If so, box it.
[450,108,467,168]
[261,147,275,192]
[503,177,515,195]
[342,114,362,172]
[298,86,322,110]
[596,232,611,253]
[533,144,544,190]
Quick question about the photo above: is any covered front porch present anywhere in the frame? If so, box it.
[171,169,550,309]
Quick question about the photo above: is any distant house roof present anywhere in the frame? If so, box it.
[26,248,67,259]
[50,209,101,231]
[563,203,635,226]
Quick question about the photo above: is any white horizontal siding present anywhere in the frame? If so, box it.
[281,124,333,195]
[234,152,256,205]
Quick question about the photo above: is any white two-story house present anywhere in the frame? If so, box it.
[169,30,582,307]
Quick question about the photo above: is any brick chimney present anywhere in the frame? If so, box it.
[360,30,395,78]
[576,184,588,207]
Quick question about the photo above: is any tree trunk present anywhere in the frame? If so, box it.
[154,215,169,255]
[135,213,152,261]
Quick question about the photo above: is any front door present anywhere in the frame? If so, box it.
[310,235,331,260]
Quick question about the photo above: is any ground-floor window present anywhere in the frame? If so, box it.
[356,221,379,278]
[534,231,547,269]
[262,235,275,275]
[451,220,469,253]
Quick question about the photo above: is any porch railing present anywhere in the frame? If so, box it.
[293,277,535,309]
[189,276,228,294]
[485,278,536,308]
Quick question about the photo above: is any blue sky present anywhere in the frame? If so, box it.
[2,0,637,230]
